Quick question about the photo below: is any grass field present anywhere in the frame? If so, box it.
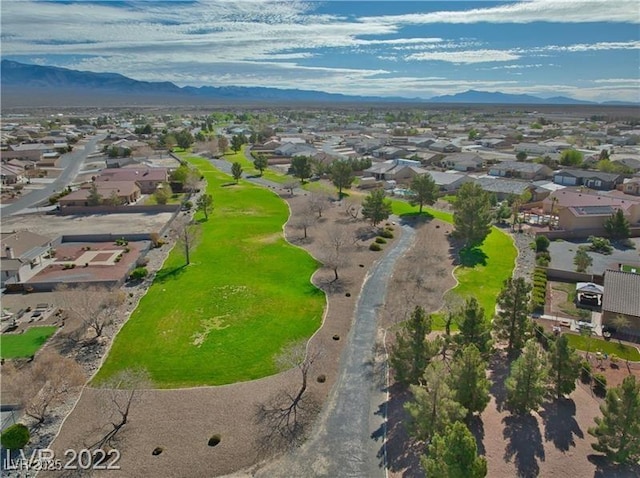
[565,333,640,362]
[392,201,516,318]
[223,148,290,184]
[95,156,325,387]
[0,326,58,359]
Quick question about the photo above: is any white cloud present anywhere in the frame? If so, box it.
[359,0,640,25]
[406,50,521,64]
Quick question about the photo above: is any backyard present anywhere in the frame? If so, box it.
[94,156,325,387]
[0,326,58,359]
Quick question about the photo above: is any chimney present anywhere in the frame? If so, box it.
[5,246,14,259]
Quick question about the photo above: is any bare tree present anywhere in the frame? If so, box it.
[256,341,322,450]
[57,284,125,338]
[5,351,85,424]
[307,194,329,219]
[173,221,202,266]
[89,368,151,449]
[283,180,299,197]
[319,223,351,281]
[292,214,315,240]
[343,197,362,221]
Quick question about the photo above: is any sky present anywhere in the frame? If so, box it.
[1,0,639,102]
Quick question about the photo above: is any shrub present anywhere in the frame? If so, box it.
[379,229,394,239]
[208,434,221,447]
[369,243,382,251]
[130,267,148,280]
[136,256,149,267]
[184,201,193,210]
[588,236,613,255]
[580,360,592,384]
[316,374,326,383]
[1,424,30,450]
[150,232,161,248]
[152,447,163,456]
[375,237,387,244]
[593,373,607,396]
[535,235,550,253]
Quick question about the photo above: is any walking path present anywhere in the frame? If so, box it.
[257,223,416,478]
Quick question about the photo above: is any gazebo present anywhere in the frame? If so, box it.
[576,282,604,307]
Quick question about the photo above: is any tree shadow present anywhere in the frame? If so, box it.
[374,383,424,477]
[539,398,584,452]
[154,264,187,283]
[458,246,488,267]
[503,414,545,478]
[468,415,486,456]
[489,351,512,412]
[588,454,640,478]
[399,211,434,227]
[221,182,238,187]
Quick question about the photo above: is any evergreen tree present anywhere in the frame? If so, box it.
[290,156,312,183]
[453,297,493,356]
[253,153,269,176]
[589,375,640,464]
[493,277,532,357]
[548,334,581,399]
[452,182,493,247]
[573,247,593,272]
[421,421,487,478]
[448,345,491,418]
[603,209,630,241]
[409,174,438,213]
[329,160,355,198]
[231,162,243,183]
[390,306,440,386]
[506,340,549,414]
[361,188,392,227]
[405,361,466,442]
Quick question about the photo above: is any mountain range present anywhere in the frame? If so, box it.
[1,59,635,107]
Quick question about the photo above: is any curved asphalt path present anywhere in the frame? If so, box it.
[258,224,416,478]
[206,155,417,477]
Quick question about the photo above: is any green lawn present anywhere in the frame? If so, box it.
[223,148,290,184]
[392,201,516,318]
[144,192,186,206]
[95,156,325,387]
[0,326,58,359]
[565,333,640,362]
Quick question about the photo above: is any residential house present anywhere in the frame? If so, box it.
[424,171,473,192]
[440,153,484,172]
[474,177,536,200]
[614,157,640,173]
[429,141,461,154]
[371,146,409,160]
[96,167,168,194]
[363,159,424,183]
[621,177,640,196]
[1,163,24,185]
[553,169,623,190]
[488,161,552,180]
[601,270,640,335]
[273,142,317,157]
[0,231,53,287]
[514,143,557,156]
[58,181,142,207]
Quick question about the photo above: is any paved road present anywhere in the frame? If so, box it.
[2,134,106,216]
[258,224,416,478]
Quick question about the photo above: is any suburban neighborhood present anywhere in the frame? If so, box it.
[1,105,639,477]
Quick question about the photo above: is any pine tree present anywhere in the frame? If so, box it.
[409,174,437,213]
[506,340,549,414]
[405,361,466,442]
[361,188,392,227]
[231,162,243,183]
[493,277,532,357]
[452,182,493,247]
[589,375,640,464]
[390,306,440,386]
[603,209,630,241]
[329,160,355,198]
[448,345,491,418]
[548,334,581,399]
[421,421,487,478]
[453,297,493,356]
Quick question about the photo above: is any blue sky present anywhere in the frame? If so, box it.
[1,0,639,102]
